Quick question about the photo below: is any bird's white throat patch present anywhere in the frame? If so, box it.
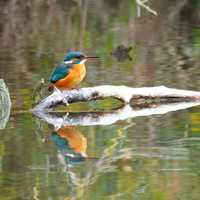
[64,60,73,64]
[80,59,87,64]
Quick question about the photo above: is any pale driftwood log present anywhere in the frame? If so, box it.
[33,85,200,111]
[33,102,200,128]
[0,79,11,129]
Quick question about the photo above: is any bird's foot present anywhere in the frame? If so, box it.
[53,86,69,106]
[54,86,62,94]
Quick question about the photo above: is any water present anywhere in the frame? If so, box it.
[0,0,200,199]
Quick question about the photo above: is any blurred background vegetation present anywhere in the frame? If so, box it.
[0,0,200,110]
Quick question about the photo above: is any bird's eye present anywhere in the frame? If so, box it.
[77,55,84,59]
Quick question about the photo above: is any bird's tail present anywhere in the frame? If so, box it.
[48,84,54,92]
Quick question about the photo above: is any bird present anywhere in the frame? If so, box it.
[50,126,87,163]
[48,51,99,91]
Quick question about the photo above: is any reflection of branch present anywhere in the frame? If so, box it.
[32,102,198,197]
[33,85,200,111]
[79,0,88,50]
[33,102,200,128]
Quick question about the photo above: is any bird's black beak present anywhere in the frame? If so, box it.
[84,56,100,60]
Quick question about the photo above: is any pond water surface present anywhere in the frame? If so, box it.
[0,1,200,200]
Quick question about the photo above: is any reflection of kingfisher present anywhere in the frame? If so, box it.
[51,126,87,163]
[49,51,99,91]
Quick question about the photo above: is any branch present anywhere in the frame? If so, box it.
[33,85,200,111]
[33,102,200,128]
[136,0,157,16]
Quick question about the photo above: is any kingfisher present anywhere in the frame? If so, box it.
[51,126,87,163]
[49,51,99,91]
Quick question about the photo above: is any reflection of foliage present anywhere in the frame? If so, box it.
[56,123,131,199]
[189,108,200,135]
[192,28,200,58]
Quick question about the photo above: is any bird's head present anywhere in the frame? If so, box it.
[63,51,99,64]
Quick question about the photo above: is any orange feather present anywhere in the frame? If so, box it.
[54,63,86,89]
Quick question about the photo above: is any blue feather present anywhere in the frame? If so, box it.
[64,51,84,61]
[49,62,72,83]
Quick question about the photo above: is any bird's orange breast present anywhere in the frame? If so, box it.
[55,63,86,89]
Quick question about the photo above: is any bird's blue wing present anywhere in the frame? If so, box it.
[49,62,72,83]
